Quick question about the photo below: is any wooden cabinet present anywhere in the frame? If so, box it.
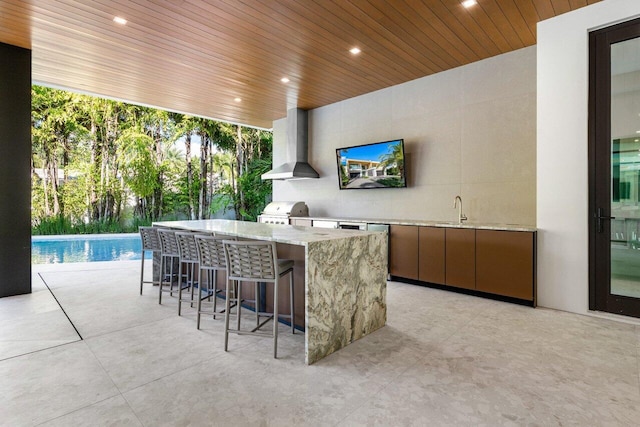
[445,228,476,290]
[418,227,445,285]
[290,218,312,227]
[389,225,419,280]
[388,224,535,304]
[476,230,535,301]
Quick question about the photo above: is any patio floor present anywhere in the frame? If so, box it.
[1,260,640,426]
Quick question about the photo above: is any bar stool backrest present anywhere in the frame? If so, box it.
[175,231,199,263]
[223,240,278,282]
[157,229,180,257]
[194,234,228,269]
[139,226,161,252]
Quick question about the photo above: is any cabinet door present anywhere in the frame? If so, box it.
[476,230,534,301]
[290,218,312,227]
[418,227,445,284]
[389,225,419,280]
[445,228,475,289]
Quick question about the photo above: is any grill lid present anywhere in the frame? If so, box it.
[261,201,309,217]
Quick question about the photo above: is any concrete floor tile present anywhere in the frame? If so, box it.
[3,263,640,426]
[0,342,119,427]
[0,280,79,360]
[85,314,246,392]
[37,395,142,427]
[40,277,176,339]
[0,288,60,321]
[123,352,376,427]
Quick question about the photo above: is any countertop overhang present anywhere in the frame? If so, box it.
[152,219,383,246]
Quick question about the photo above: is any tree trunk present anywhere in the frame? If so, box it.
[50,158,60,216]
[100,143,108,221]
[236,125,244,219]
[208,148,215,216]
[198,133,209,219]
[154,128,163,219]
[89,120,98,221]
[42,160,50,216]
[257,130,262,158]
[185,132,195,220]
[60,135,70,217]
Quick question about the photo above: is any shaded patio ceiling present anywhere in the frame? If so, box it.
[0,0,600,129]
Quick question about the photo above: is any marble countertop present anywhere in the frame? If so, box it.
[153,219,382,246]
[303,216,537,232]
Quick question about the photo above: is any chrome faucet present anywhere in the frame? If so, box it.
[454,195,468,224]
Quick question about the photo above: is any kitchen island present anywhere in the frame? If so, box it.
[153,219,388,364]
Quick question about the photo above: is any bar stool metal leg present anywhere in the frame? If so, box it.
[289,272,295,333]
[273,275,279,358]
[224,278,232,351]
[140,252,145,295]
[236,281,242,331]
[159,254,165,304]
[196,269,218,329]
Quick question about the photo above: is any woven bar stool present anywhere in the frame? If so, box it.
[222,240,295,358]
[194,234,237,329]
[157,228,184,304]
[138,226,162,295]
[175,231,200,316]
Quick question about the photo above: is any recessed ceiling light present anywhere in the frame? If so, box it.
[349,47,361,55]
[462,0,477,8]
[281,77,290,83]
[113,16,127,25]
[234,97,242,102]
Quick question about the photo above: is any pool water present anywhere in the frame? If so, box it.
[32,233,147,264]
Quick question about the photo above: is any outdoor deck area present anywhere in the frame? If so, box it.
[1,261,640,426]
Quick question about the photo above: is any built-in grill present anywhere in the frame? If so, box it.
[258,201,309,225]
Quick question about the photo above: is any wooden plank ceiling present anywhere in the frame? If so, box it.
[0,0,600,129]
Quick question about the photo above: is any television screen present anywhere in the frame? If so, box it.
[336,139,407,190]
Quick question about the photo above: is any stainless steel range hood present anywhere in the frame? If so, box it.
[261,108,319,180]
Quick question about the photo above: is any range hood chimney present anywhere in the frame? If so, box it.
[261,108,319,180]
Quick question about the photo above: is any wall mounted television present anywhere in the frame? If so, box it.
[336,139,407,190]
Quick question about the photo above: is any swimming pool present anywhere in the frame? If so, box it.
[32,233,147,264]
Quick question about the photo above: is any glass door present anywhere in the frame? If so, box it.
[590,18,640,318]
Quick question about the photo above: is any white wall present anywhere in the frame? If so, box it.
[273,46,537,225]
[537,0,640,314]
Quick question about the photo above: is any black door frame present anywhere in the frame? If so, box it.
[589,17,640,318]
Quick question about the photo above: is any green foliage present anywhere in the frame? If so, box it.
[339,165,350,187]
[31,175,47,220]
[32,215,152,235]
[116,127,158,198]
[235,157,273,221]
[31,85,273,235]
[380,141,405,176]
[376,177,405,187]
[209,194,234,216]
[386,166,399,176]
